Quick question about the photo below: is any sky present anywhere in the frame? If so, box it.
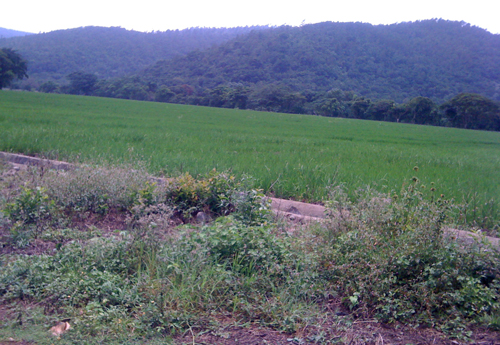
[2,0,500,35]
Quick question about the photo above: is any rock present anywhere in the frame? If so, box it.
[270,197,326,218]
[50,321,71,336]
[196,211,209,223]
[286,206,301,215]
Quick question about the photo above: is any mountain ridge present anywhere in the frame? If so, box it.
[0,25,269,82]
[0,27,32,39]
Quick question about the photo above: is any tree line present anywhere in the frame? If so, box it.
[38,72,500,132]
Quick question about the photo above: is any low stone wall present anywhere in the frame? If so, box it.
[0,152,74,171]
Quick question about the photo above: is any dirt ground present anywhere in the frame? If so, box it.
[1,301,499,345]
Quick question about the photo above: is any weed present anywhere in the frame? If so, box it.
[165,170,234,219]
[231,186,271,226]
[164,170,270,223]
[38,164,151,213]
[186,216,291,275]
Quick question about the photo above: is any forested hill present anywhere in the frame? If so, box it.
[0,25,268,82]
[140,20,500,103]
[0,27,32,39]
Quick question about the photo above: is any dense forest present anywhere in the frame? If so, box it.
[2,20,500,131]
[0,25,268,83]
[137,20,500,103]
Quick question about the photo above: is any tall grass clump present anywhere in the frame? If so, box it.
[38,164,153,214]
[319,178,500,335]
[1,160,500,342]
[0,163,160,248]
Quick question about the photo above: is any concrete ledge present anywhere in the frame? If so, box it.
[444,227,500,249]
[270,197,326,218]
[0,152,74,171]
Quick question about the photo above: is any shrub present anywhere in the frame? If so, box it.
[231,187,271,226]
[3,186,54,226]
[2,186,56,242]
[0,238,137,305]
[165,170,237,217]
[165,170,269,222]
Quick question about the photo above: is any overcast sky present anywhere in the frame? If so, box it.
[2,0,499,34]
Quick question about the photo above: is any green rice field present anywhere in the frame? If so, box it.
[1,91,499,227]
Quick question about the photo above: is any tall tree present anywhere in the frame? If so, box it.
[66,71,98,95]
[440,93,500,130]
[350,98,371,119]
[0,48,28,89]
[406,97,437,124]
[366,100,395,121]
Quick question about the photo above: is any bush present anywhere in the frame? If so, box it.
[0,238,136,304]
[186,217,292,275]
[165,170,270,223]
[231,187,271,226]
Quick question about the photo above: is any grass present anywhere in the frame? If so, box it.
[0,90,499,228]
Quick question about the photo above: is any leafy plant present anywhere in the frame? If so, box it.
[231,187,271,226]
[186,217,292,275]
[165,170,239,219]
[2,186,56,241]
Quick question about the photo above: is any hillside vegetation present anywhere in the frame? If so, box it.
[3,20,499,107]
[1,91,499,229]
[138,20,500,103]
[0,25,267,82]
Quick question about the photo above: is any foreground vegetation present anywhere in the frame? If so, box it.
[0,160,499,344]
[1,91,499,230]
